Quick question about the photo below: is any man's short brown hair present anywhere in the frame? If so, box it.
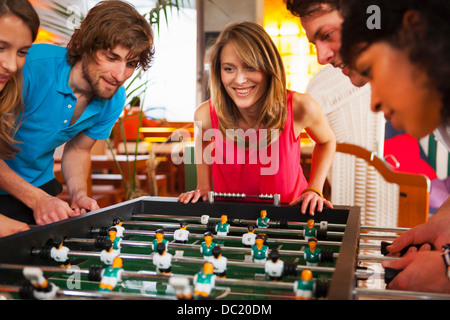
[284,0,341,17]
[67,0,154,70]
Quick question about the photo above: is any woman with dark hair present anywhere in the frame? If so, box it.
[340,0,450,294]
[0,0,39,237]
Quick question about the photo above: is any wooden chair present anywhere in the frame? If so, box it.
[335,143,430,228]
[305,66,429,228]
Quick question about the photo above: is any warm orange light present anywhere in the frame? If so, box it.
[263,0,322,92]
[28,0,51,10]
[35,28,61,44]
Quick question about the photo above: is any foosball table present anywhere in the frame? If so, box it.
[0,195,448,301]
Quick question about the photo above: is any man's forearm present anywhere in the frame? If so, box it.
[61,148,91,201]
[0,160,47,209]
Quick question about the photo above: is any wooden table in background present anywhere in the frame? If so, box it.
[90,154,150,179]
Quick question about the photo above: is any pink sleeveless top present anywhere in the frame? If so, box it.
[209,91,308,203]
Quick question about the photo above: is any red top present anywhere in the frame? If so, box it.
[209,91,308,203]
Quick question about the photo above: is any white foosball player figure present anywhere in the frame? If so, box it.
[200,215,210,225]
[100,241,120,265]
[100,227,122,265]
[50,241,70,267]
[169,276,192,300]
[174,221,190,243]
[153,242,173,274]
[265,249,284,281]
[112,218,125,238]
[211,246,227,278]
[23,267,59,300]
[242,225,257,247]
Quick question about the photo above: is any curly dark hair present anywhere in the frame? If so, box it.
[284,0,341,17]
[340,0,450,125]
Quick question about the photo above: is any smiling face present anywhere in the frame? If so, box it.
[220,42,269,113]
[0,14,33,92]
[354,42,442,139]
[300,5,366,87]
[81,45,138,99]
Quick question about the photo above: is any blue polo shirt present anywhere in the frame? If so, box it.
[1,44,126,193]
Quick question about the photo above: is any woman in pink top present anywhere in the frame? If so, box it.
[178,21,335,215]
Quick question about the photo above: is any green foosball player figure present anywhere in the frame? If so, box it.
[256,210,270,228]
[252,234,269,264]
[200,231,218,261]
[215,214,230,236]
[193,262,217,298]
[152,229,169,252]
[99,257,124,292]
[107,227,122,251]
[294,269,314,300]
[304,219,317,240]
[304,237,321,267]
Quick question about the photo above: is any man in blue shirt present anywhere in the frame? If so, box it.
[0,1,154,225]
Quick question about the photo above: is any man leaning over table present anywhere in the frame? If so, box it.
[0,1,154,226]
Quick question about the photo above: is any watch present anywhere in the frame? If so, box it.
[442,244,450,279]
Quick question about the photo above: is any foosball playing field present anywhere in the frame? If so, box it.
[0,196,449,301]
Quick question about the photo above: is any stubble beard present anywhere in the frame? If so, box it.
[81,60,120,100]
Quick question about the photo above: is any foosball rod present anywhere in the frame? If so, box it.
[132,214,409,235]
[133,213,345,230]
[100,231,398,254]
[0,263,310,292]
[0,263,400,286]
[31,245,338,274]
[39,236,398,270]
[63,233,342,262]
[73,235,399,263]
[0,284,175,300]
[89,224,403,256]
[3,263,437,300]
[124,219,404,243]
[122,220,344,239]
[82,231,343,247]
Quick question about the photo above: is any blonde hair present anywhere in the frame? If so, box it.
[208,21,287,141]
[0,0,40,159]
[0,73,23,159]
